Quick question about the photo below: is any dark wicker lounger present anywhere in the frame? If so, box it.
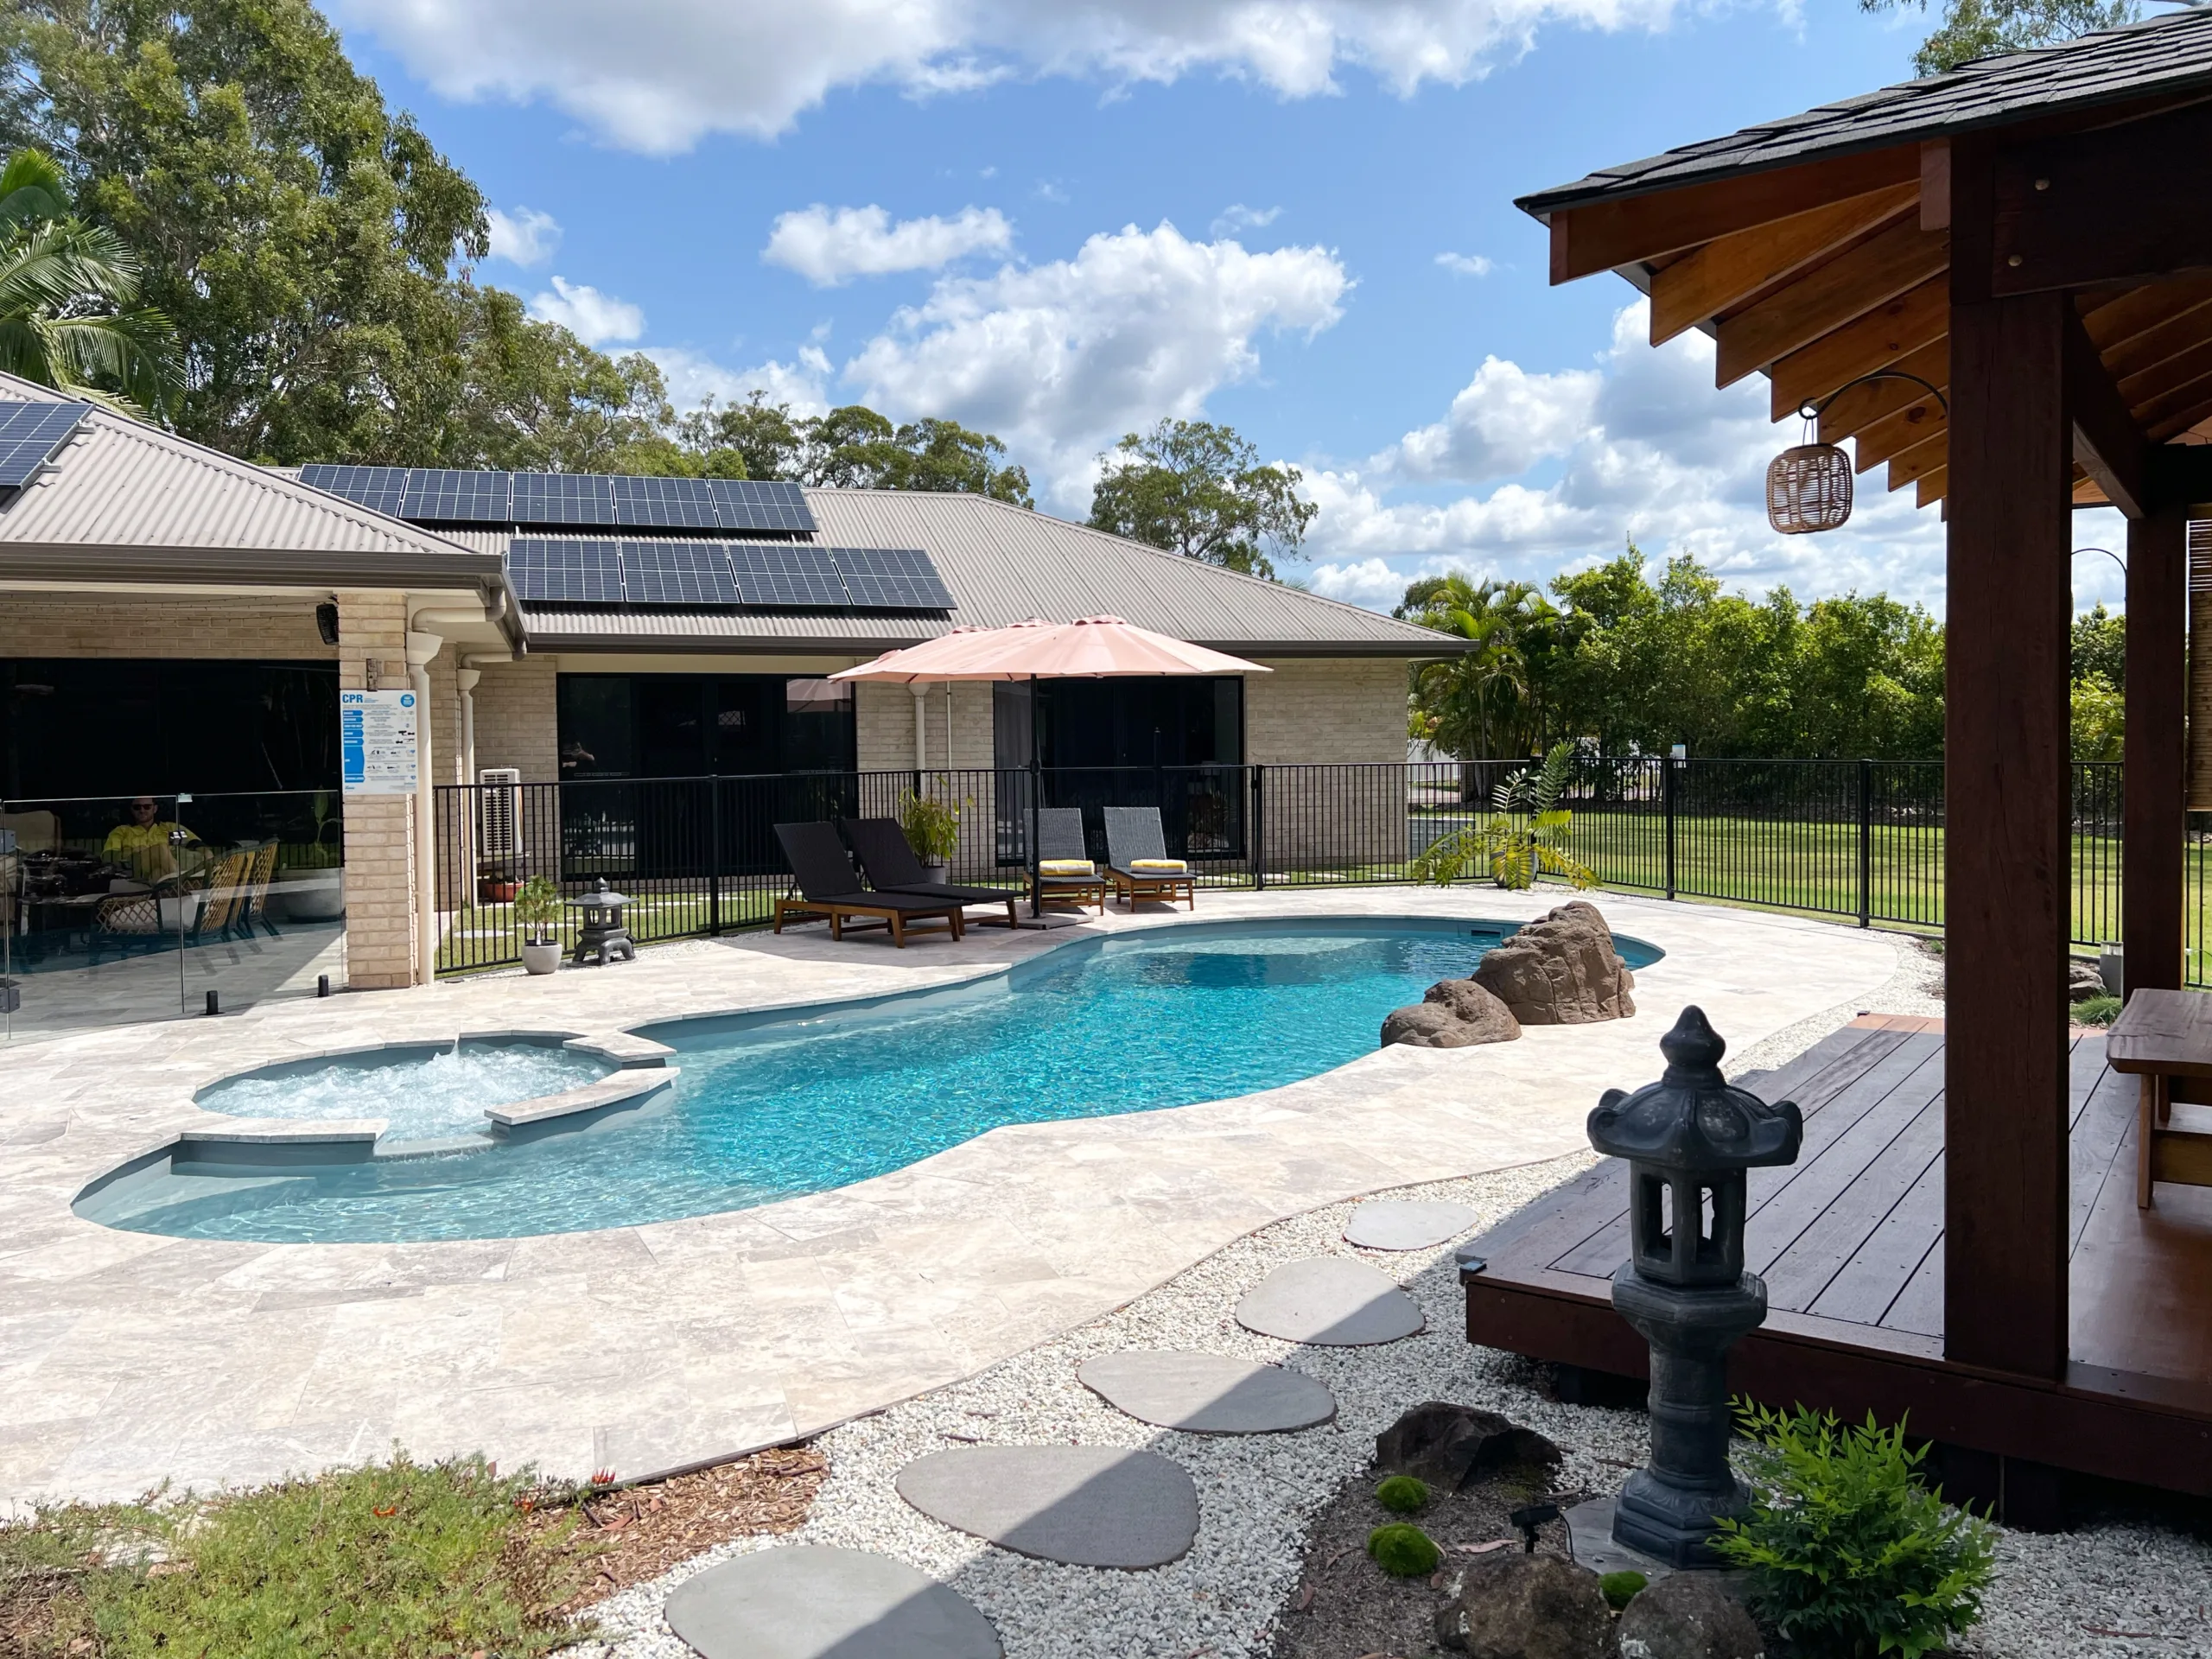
[842,817,1020,929]
[1103,805,1197,910]
[772,821,965,946]
[1031,807,1108,914]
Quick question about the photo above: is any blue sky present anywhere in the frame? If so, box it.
[325,0,2128,618]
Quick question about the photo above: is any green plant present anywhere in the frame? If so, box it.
[513,874,563,943]
[1713,1404,1997,1659]
[1365,1522,1440,1578]
[896,788,965,864]
[1599,1569,1647,1609]
[2074,993,2121,1027]
[1409,741,1596,891]
[1374,1474,1432,1514]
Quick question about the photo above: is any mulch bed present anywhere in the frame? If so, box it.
[1269,1459,1587,1659]
[541,1445,830,1614]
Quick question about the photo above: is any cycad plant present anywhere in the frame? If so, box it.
[1410,741,1595,891]
[0,149,178,414]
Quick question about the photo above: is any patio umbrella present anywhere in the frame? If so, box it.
[831,618,1271,918]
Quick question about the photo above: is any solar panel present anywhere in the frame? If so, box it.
[510,537,624,603]
[299,463,411,516]
[512,472,614,527]
[612,474,722,530]
[829,546,957,611]
[727,542,849,607]
[400,468,512,521]
[707,478,817,534]
[0,401,90,489]
[619,540,739,605]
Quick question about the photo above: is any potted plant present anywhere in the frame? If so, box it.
[897,788,964,884]
[514,875,563,975]
[478,860,518,905]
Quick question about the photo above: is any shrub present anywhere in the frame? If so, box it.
[1374,1474,1432,1514]
[513,874,563,943]
[2074,993,2121,1027]
[1713,1404,1997,1659]
[1366,1522,1441,1578]
[1599,1568,1647,1609]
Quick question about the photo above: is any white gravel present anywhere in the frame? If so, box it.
[562,928,2212,1659]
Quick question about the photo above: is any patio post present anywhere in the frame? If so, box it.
[2124,509,2188,995]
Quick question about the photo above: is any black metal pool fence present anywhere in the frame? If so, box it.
[432,756,2188,980]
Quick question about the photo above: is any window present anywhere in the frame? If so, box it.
[557,673,856,779]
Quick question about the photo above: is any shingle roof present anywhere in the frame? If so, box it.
[465,489,1461,658]
[1519,8,2212,217]
[0,374,505,593]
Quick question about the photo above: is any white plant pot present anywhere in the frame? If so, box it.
[521,940,563,976]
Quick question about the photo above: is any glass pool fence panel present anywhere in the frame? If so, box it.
[0,786,346,1039]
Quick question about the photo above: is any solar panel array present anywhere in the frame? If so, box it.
[510,537,954,613]
[297,465,818,535]
[0,401,91,490]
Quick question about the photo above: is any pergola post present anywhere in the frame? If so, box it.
[1942,268,2072,1381]
[2123,510,2189,995]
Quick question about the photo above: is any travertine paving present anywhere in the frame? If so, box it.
[0,887,1898,1507]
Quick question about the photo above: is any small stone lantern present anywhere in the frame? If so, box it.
[569,878,637,966]
[1589,1005,1802,1567]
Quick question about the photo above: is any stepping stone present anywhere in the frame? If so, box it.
[1235,1255,1425,1345]
[664,1545,1000,1659]
[1344,1198,1479,1251]
[894,1445,1198,1568]
[1077,1350,1337,1434]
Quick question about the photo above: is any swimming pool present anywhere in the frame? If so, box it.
[76,918,1659,1245]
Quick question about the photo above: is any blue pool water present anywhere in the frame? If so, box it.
[79,918,1658,1245]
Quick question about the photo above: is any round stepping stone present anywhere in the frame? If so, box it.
[1235,1255,1426,1345]
[1344,1198,1479,1251]
[1078,1350,1337,1434]
[664,1545,1000,1659]
[894,1445,1199,1568]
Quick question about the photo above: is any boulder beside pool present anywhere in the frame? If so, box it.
[1381,978,1521,1048]
[1473,900,1637,1025]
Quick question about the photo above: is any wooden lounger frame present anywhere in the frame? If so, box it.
[772,895,965,945]
[1109,867,1197,910]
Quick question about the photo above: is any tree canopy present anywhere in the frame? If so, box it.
[1859,0,2139,75]
[675,397,1033,502]
[1089,418,1317,579]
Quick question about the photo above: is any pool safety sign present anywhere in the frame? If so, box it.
[341,688,418,795]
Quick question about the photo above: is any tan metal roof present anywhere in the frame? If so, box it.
[503,491,1460,658]
[0,374,506,592]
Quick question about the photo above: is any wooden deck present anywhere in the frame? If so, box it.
[1462,1019,2212,1496]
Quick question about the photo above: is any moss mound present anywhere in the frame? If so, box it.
[1599,1568,1648,1609]
[1366,1522,1440,1578]
[1373,1475,1432,1515]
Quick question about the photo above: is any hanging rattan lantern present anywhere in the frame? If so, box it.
[1765,442,1853,535]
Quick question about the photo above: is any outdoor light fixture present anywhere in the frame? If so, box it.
[1766,371,1948,537]
[316,601,340,645]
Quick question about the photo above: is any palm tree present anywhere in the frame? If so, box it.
[0,149,177,414]
[1409,576,1560,760]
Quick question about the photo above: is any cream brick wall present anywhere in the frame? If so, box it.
[0,594,333,658]
[473,658,560,783]
[334,590,416,990]
[1245,658,1408,766]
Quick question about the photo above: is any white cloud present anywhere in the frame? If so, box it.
[1435,251,1493,276]
[843,220,1350,506]
[526,276,645,346]
[327,0,1688,153]
[646,346,833,416]
[1309,556,1414,609]
[1211,203,1282,238]
[1302,299,1954,613]
[763,203,1014,285]
[486,206,561,266]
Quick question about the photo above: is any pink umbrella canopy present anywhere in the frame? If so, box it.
[830,616,1272,683]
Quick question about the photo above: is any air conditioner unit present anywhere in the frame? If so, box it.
[478,767,523,862]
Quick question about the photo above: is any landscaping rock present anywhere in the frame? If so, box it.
[1076,1350,1336,1433]
[1434,1550,1611,1659]
[893,1445,1199,1568]
[1382,1001,1484,1047]
[1235,1256,1426,1344]
[1615,1572,1764,1659]
[2069,960,2106,1002]
[1375,1402,1560,1491]
[1344,1198,1478,1250]
[1473,901,1637,1025]
[662,1544,1002,1659]
[1427,977,1526,1039]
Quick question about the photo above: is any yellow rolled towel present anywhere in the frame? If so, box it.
[1128,858,1190,873]
[1039,858,1096,876]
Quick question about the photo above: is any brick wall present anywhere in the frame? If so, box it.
[473,658,560,783]
[334,590,416,989]
[0,594,332,658]
[1245,658,1408,765]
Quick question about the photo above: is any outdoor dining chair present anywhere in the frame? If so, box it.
[1103,806,1197,910]
[841,817,1020,929]
[771,821,966,946]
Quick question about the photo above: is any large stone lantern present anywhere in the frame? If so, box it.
[1589,1005,1802,1567]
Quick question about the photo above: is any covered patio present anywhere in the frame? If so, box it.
[1468,10,2212,1517]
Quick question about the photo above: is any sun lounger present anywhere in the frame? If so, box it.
[1103,806,1197,910]
[1032,807,1108,914]
[842,817,1020,929]
[772,822,965,945]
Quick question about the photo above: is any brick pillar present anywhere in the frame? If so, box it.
[336,590,420,989]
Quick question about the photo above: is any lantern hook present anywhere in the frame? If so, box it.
[1796,370,1949,425]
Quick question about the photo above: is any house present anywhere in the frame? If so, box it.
[0,372,1460,994]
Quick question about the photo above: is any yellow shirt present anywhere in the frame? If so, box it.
[103,820,194,877]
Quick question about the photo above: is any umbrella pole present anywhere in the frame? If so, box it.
[1028,673,1042,919]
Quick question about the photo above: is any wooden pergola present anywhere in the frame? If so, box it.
[1465,10,2212,1516]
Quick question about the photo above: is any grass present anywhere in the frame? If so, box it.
[0,1455,597,1659]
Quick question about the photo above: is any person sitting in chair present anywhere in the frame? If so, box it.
[102,797,199,881]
